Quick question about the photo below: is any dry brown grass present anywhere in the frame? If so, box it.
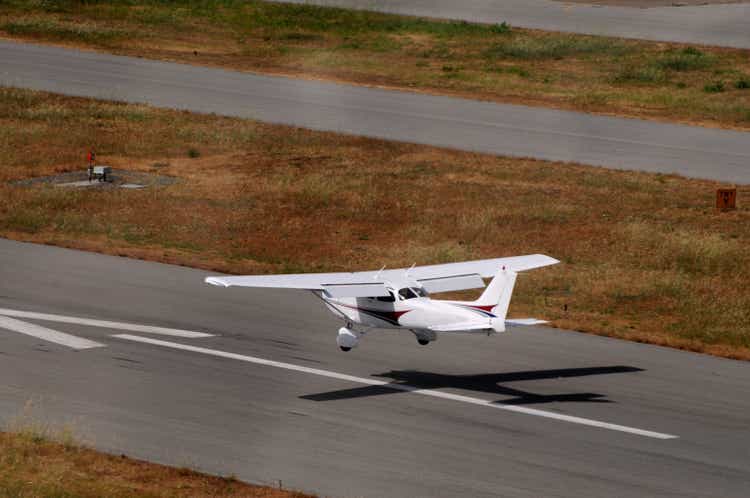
[1,1,749,130]
[0,431,312,497]
[2,86,750,360]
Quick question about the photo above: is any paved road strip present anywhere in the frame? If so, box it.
[3,40,750,183]
[114,333,679,440]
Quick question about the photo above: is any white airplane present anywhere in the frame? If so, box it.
[205,254,558,351]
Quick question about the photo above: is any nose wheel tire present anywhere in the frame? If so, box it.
[340,346,352,352]
[417,338,430,346]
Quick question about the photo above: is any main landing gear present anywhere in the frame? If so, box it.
[336,327,436,351]
[413,329,436,347]
[337,324,360,352]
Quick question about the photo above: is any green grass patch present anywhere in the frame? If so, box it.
[613,65,666,84]
[656,48,714,71]
[484,34,629,60]
[276,30,324,42]
[226,0,512,38]
[1,18,126,44]
[704,81,725,93]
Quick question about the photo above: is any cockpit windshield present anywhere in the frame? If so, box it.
[398,287,427,300]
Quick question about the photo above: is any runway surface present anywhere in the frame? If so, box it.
[1,237,750,497]
[2,40,750,184]
[278,0,750,49]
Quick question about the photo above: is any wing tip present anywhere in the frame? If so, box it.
[505,254,560,272]
[537,254,560,265]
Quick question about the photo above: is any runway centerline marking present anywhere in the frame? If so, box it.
[0,307,213,338]
[114,334,678,440]
[0,315,104,350]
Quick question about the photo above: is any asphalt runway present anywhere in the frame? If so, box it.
[2,40,750,184]
[1,238,750,497]
[278,0,750,48]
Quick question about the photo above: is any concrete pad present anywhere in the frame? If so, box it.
[55,180,104,188]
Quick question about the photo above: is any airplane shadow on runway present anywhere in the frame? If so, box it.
[300,366,643,405]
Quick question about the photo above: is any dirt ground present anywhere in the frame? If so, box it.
[0,430,314,498]
[557,0,746,7]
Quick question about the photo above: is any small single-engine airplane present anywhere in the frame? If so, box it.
[205,254,558,351]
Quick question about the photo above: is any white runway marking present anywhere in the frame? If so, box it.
[0,315,105,350]
[0,308,213,338]
[114,334,678,440]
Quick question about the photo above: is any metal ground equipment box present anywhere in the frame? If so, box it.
[89,165,112,182]
[716,188,737,211]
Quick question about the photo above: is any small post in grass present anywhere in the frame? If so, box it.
[87,149,96,182]
[716,188,737,212]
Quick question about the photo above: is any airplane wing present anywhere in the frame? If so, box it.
[402,254,559,280]
[205,254,558,297]
[394,254,559,294]
[417,273,485,293]
[205,273,391,297]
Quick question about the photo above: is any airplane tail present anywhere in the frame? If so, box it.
[473,267,551,332]
[473,267,517,328]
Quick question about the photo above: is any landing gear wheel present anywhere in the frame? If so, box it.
[340,346,352,352]
[417,338,430,346]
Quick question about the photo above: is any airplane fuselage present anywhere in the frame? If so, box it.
[320,294,496,333]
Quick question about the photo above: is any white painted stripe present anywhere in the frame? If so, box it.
[0,308,213,338]
[0,315,105,350]
[114,334,678,440]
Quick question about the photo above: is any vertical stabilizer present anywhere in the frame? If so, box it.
[474,268,517,321]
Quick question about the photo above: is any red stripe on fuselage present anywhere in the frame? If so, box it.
[468,304,495,312]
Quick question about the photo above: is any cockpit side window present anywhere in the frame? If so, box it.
[376,290,396,302]
[412,287,428,298]
[398,288,418,300]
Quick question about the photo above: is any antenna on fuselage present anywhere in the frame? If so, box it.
[404,262,416,277]
[374,265,386,281]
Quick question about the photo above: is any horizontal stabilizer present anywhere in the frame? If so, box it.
[430,320,491,332]
[505,318,548,327]
[205,277,232,287]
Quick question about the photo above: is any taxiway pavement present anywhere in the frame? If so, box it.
[2,40,749,183]
[278,0,750,49]
[1,238,750,497]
